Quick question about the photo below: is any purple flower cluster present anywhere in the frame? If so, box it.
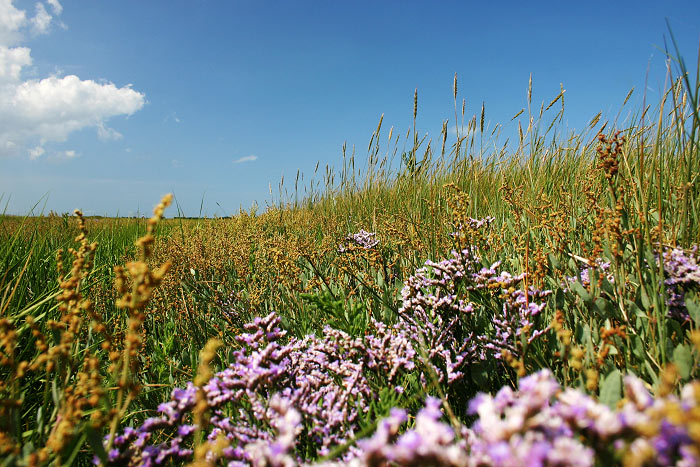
[338,369,700,466]
[338,229,379,253]
[482,285,552,360]
[398,238,551,382]
[567,258,613,289]
[347,397,469,466]
[565,249,700,323]
[449,216,496,237]
[104,315,700,466]
[105,312,415,465]
[398,247,480,384]
[467,370,598,465]
[662,246,700,322]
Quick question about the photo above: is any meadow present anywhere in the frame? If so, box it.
[1,51,700,466]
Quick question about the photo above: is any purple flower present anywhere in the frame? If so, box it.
[567,259,613,289]
[339,229,379,252]
[398,217,551,382]
[354,397,468,466]
[662,245,700,322]
[106,312,415,464]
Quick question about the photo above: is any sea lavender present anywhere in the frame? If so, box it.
[566,258,613,290]
[398,246,481,384]
[350,397,469,466]
[662,246,700,322]
[473,271,552,360]
[449,216,496,238]
[106,312,415,464]
[343,369,700,466]
[338,229,379,253]
[239,394,302,467]
[105,319,700,466]
[215,288,245,322]
[398,227,551,381]
[565,248,699,323]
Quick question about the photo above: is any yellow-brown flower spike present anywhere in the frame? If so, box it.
[585,368,599,392]
[658,364,679,398]
[193,339,223,453]
[596,131,625,181]
[106,194,173,453]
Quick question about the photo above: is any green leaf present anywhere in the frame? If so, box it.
[376,270,385,288]
[51,378,60,406]
[21,442,35,461]
[673,344,693,379]
[627,300,647,320]
[640,289,651,310]
[687,297,700,325]
[600,276,615,295]
[571,281,592,305]
[631,335,646,362]
[555,288,565,309]
[593,297,613,319]
[63,432,87,466]
[599,369,622,408]
[644,248,658,273]
[86,425,109,465]
[548,253,561,270]
[644,360,660,386]
[471,361,489,387]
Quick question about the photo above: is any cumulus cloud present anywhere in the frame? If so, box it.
[0,0,26,46]
[0,45,30,82]
[0,0,145,158]
[234,155,258,163]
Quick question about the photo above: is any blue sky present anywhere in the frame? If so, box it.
[1,0,699,217]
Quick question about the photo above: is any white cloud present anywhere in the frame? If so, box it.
[46,0,62,16]
[234,155,258,163]
[0,0,145,158]
[164,112,181,123]
[448,124,471,136]
[0,0,27,46]
[0,45,30,82]
[28,145,43,159]
[60,149,75,158]
[31,2,51,35]
[97,122,123,140]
